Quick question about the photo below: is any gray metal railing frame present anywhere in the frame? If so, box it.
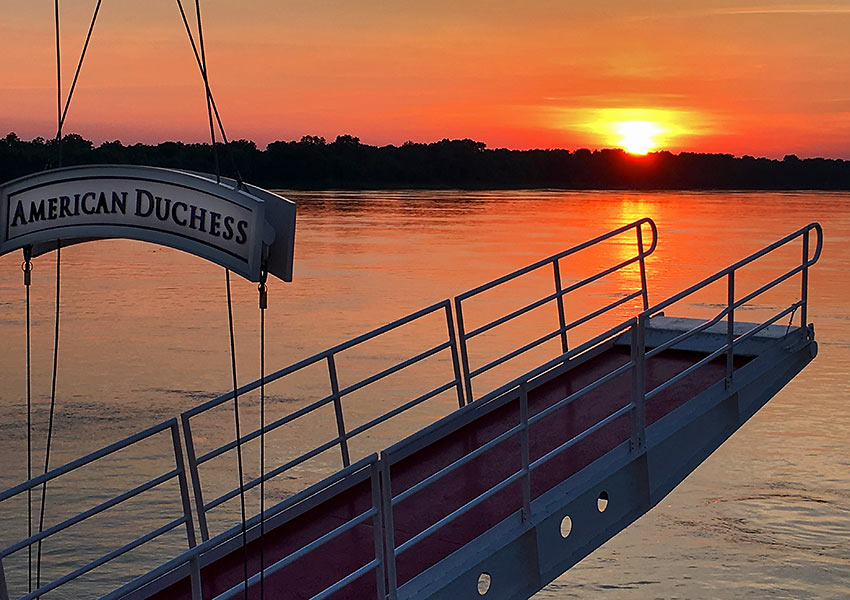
[0,418,199,600]
[376,221,822,597]
[103,454,384,600]
[378,320,639,599]
[208,454,386,600]
[0,220,823,600]
[182,298,464,542]
[454,217,658,402]
[638,221,823,402]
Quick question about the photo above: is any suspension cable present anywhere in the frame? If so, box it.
[54,0,103,140]
[225,269,251,599]
[53,0,62,168]
[174,0,244,186]
[258,272,268,600]
[36,3,65,588]
[36,243,61,590]
[192,0,220,181]
[22,248,33,594]
[177,2,251,595]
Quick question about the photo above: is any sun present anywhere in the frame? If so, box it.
[616,121,660,154]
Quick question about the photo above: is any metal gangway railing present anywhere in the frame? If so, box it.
[454,218,657,402]
[0,419,200,600]
[182,298,463,542]
[0,219,822,600]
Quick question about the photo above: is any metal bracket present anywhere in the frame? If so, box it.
[629,434,645,453]
[0,555,10,600]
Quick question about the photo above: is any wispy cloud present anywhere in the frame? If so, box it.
[628,3,850,21]
[708,3,850,16]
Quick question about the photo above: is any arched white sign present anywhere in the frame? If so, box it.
[0,165,295,282]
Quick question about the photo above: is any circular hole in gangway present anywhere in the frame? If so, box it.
[477,572,492,595]
[560,515,573,538]
[597,490,609,512]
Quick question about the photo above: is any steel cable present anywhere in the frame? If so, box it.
[23,250,32,593]
[36,243,61,592]
[193,0,220,182]
[259,276,268,600]
[225,269,251,599]
[54,0,102,140]
[174,0,245,187]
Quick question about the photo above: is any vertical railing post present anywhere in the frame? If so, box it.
[444,303,466,408]
[637,223,650,311]
[170,422,202,600]
[454,297,475,403]
[327,355,351,467]
[519,382,532,522]
[801,229,809,330]
[630,317,646,452]
[380,455,398,600]
[552,259,569,355]
[726,271,735,386]
[181,414,210,542]
[369,460,387,600]
[0,555,10,600]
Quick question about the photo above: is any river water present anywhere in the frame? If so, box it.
[0,190,848,599]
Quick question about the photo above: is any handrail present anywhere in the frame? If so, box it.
[0,419,198,600]
[103,455,382,600]
[455,218,658,302]
[642,222,822,318]
[640,221,822,399]
[455,218,657,402]
[183,299,464,541]
[210,455,385,600]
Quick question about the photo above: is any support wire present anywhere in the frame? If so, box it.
[22,249,32,593]
[225,270,251,599]
[54,0,103,140]
[193,0,220,182]
[36,244,61,591]
[178,2,251,595]
[259,274,268,600]
[174,0,244,186]
[53,0,62,167]
[36,2,66,588]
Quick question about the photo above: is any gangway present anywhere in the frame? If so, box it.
[0,219,822,600]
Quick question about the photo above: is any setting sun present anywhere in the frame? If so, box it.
[616,121,660,154]
[557,108,698,155]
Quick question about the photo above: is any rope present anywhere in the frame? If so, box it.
[258,274,268,600]
[174,0,244,187]
[22,249,33,593]
[225,269,251,599]
[36,244,61,591]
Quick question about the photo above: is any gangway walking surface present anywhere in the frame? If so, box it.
[147,343,753,600]
[0,219,822,600]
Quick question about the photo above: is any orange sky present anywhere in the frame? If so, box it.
[2,1,850,157]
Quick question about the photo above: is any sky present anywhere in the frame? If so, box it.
[2,1,850,157]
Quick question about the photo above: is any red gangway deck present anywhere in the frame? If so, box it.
[151,345,749,600]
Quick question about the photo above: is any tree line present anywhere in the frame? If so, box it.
[2,132,850,190]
